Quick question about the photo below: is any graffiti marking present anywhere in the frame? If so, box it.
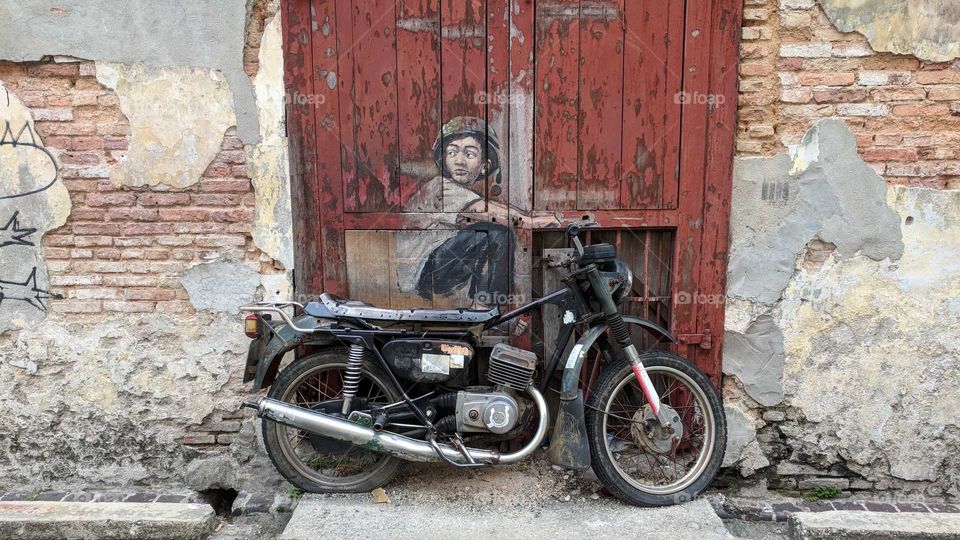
[0,121,60,200]
[0,211,36,248]
[0,267,60,312]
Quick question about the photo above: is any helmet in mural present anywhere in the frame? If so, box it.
[432,116,501,179]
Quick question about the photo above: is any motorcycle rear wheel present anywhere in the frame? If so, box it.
[261,350,403,493]
[585,351,726,506]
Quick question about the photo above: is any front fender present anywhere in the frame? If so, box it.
[547,316,675,470]
[559,316,676,400]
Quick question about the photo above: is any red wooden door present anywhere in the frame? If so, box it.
[282,0,741,380]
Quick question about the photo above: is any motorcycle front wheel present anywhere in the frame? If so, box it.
[585,351,726,506]
[261,350,403,493]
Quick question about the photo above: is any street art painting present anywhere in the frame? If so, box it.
[0,82,70,333]
[404,116,513,306]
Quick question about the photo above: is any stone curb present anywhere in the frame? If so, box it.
[712,496,960,523]
[0,490,294,515]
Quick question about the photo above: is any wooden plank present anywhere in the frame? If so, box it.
[673,0,712,374]
[508,0,536,349]
[486,0,511,210]
[311,0,348,294]
[349,0,401,212]
[334,0,358,214]
[398,0,442,212]
[696,0,742,382]
[345,230,391,305]
[439,0,487,212]
[283,0,323,295]
[440,0,486,120]
[533,0,579,211]
[576,0,624,210]
[620,0,684,210]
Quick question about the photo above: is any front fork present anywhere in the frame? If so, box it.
[585,267,671,427]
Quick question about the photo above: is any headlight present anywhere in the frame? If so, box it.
[613,260,633,304]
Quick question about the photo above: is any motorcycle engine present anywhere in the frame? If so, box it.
[455,390,520,434]
[453,343,538,434]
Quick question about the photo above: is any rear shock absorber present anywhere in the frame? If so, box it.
[341,344,365,415]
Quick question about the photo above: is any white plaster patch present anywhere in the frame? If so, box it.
[96,63,236,189]
[246,14,294,271]
[818,0,960,62]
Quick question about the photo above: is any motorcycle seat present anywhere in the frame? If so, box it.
[305,292,499,324]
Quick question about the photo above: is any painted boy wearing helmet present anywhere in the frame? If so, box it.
[407,116,513,306]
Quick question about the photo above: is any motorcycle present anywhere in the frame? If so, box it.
[239,222,726,506]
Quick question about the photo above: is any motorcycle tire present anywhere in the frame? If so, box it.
[585,351,726,506]
[261,349,403,493]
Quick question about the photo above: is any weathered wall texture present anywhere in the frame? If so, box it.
[726,0,960,501]
[818,0,960,62]
[0,1,260,144]
[0,0,290,491]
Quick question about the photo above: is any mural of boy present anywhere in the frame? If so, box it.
[402,116,514,307]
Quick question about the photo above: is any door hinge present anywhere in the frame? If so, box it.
[678,332,712,350]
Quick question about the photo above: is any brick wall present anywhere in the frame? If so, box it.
[0,57,276,448]
[738,0,960,190]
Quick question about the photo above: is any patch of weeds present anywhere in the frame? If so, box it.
[803,486,842,501]
[274,504,287,513]
[286,484,304,499]
[27,490,40,501]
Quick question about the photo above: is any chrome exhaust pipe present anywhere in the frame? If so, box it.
[248,386,550,465]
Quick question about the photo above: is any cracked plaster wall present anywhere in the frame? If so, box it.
[724,119,960,499]
[0,0,292,490]
[0,1,260,144]
[818,0,960,62]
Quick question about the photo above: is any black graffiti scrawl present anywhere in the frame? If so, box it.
[0,118,60,200]
[1,81,71,331]
[0,267,58,312]
[0,211,36,248]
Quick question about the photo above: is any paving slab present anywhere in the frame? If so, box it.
[281,494,731,539]
[0,501,216,539]
[789,510,960,539]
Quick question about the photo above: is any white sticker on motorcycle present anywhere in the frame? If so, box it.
[421,354,451,375]
[449,354,465,369]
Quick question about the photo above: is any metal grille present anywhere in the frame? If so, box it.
[532,228,675,360]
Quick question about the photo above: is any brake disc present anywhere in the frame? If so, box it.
[630,404,683,454]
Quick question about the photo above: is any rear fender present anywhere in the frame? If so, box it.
[249,315,336,391]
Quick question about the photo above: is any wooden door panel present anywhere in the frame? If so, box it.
[347,0,400,212]
[397,0,442,212]
[576,0,624,210]
[621,0,684,209]
[284,0,741,380]
[534,1,580,211]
